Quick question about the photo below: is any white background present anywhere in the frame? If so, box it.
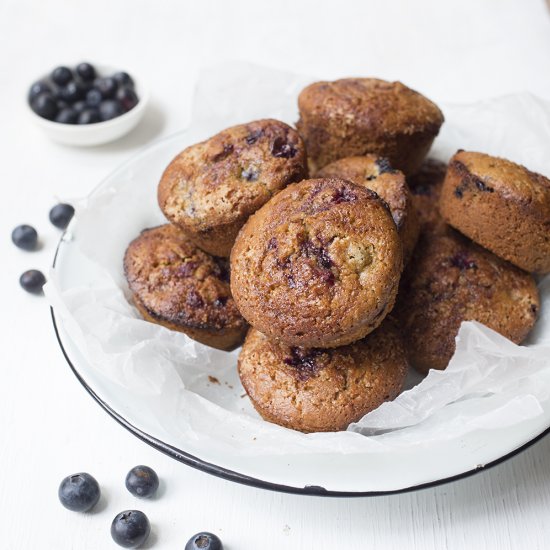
[1,0,550,548]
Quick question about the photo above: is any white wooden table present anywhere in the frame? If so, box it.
[1,0,550,548]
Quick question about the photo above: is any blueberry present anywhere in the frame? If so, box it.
[185,532,223,550]
[58,473,100,512]
[99,99,123,121]
[56,100,69,110]
[57,81,83,103]
[11,225,38,250]
[31,93,58,120]
[49,203,75,229]
[113,71,134,88]
[95,77,118,99]
[55,108,78,124]
[78,109,100,124]
[76,62,96,82]
[111,510,150,548]
[51,66,73,86]
[28,81,52,103]
[125,465,159,498]
[86,88,103,108]
[20,270,46,293]
[116,87,138,112]
[72,100,87,113]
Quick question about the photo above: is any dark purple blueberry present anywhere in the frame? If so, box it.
[56,100,69,110]
[51,66,73,86]
[116,87,139,112]
[86,88,103,108]
[454,186,464,198]
[125,465,159,499]
[78,109,100,124]
[55,108,78,124]
[213,296,228,307]
[72,100,87,113]
[271,136,297,158]
[76,62,96,82]
[186,289,204,308]
[212,144,234,162]
[58,473,100,512]
[245,129,263,145]
[474,178,494,193]
[95,77,118,98]
[11,224,38,251]
[99,99,123,121]
[241,167,259,182]
[57,81,84,103]
[185,532,223,550]
[31,93,58,120]
[28,81,52,103]
[375,157,397,174]
[49,203,75,229]
[20,270,46,293]
[450,252,477,270]
[113,71,134,88]
[111,510,150,548]
[331,186,357,204]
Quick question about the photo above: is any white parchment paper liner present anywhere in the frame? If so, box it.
[46,62,550,456]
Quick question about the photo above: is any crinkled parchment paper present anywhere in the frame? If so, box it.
[46,62,550,456]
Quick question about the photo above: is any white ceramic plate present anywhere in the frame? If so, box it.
[50,127,550,496]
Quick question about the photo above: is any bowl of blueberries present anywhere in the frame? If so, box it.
[28,62,149,146]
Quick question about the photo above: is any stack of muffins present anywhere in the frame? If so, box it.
[124,77,549,433]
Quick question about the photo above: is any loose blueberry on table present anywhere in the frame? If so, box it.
[58,472,101,512]
[19,269,46,294]
[49,203,75,229]
[111,510,151,548]
[29,62,138,124]
[11,224,38,251]
[125,465,160,498]
[185,532,224,550]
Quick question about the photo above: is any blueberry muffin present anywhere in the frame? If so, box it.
[238,322,408,433]
[124,224,248,351]
[230,178,403,348]
[296,78,444,175]
[158,119,308,257]
[408,158,449,235]
[394,230,540,373]
[316,155,419,264]
[439,151,550,274]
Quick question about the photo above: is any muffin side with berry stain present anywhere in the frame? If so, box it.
[158,119,308,257]
[124,224,248,351]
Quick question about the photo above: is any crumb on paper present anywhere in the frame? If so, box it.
[283,525,291,535]
[208,375,220,385]
[241,393,247,398]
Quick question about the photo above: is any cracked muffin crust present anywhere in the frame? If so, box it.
[158,119,308,257]
[408,158,449,235]
[316,155,419,265]
[230,178,403,348]
[296,78,444,175]
[124,224,248,351]
[238,323,408,433]
[393,230,540,373]
[439,150,550,274]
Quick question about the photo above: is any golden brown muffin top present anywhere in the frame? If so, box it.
[230,178,402,347]
[395,231,539,371]
[450,150,550,214]
[238,323,407,432]
[316,155,409,229]
[298,78,444,136]
[158,119,307,233]
[124,225,246,332]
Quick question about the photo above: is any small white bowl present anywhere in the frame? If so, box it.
[27,64,149,147]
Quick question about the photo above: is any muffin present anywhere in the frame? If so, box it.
[238,322,408,433]
[124,224,248,351]
[158,119,308,257]
[439,151,550,274]
[230,178,403,348]
[394,230,540,373]
[296,78,444,175]
[317,155,419,264]
[407,158,449,235]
